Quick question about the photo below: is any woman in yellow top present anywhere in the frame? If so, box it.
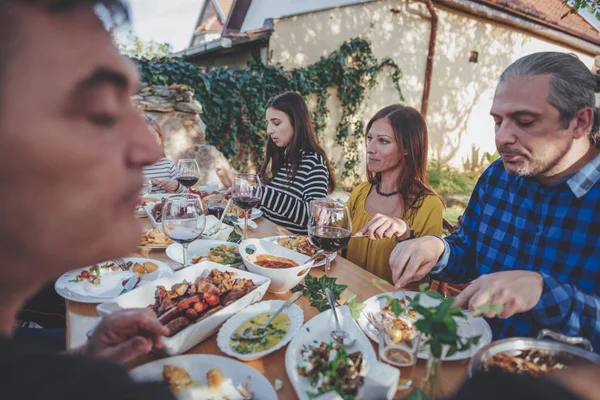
[345,104,443,284]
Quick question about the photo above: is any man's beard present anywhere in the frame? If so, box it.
[499,146,568,178]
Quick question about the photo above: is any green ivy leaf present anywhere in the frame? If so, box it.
[346,292,366,320]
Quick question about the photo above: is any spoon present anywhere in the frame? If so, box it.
[240,292,303,340]
[308,249,326,263]
[325,288,355,347]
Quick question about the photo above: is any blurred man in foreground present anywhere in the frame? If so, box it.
[0,1,174,398]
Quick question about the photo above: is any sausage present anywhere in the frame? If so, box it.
[158,306,181,325]
[165,316,190,337]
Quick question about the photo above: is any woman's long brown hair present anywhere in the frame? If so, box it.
[259,92,336,193]
[366,104,442,214]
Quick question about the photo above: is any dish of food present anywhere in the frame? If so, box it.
[151,269,258,337]
[229,312,290,355]
[251,254,299,269]
[67,260,159,285]
[217,299,304,362]
[129,354,277,400]
[265,236,337,268]
[97,262,271,355]
[140,228,173,247]
[357,291,493,360]
[285,306,394,400]
[55,258,173,303]
[277,236,325,262]
[163,365,252,399]
[192,245,241,266]
[298,342,367,400]
[365,296,418,344]
[166,240,242,267]
[482,350,566,376]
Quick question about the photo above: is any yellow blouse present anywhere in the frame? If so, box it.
[345,182,444,284]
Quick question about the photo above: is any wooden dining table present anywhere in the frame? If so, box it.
[65,217,470,399]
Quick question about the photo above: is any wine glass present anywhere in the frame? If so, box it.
[140,179,152,197]
[308,199,352,276]
[232,174,262,240]
[176,159,200,191]
[162,194,206,268]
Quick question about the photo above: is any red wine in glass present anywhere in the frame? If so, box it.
[167,228,201,244]
[177,176,199,188]
[207,204,225,219]
[309,226,351,252]
[233,196,261,210]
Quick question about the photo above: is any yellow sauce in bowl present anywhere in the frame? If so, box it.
[230,312,290,354]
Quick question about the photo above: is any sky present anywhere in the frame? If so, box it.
[121,0,205,52]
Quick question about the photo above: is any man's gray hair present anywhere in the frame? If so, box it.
[500,52,600,147]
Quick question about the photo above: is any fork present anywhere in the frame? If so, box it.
[112,257,128,271]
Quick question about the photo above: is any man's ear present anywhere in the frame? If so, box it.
[571,107,594,140]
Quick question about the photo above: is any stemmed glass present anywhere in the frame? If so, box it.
[140,180,152,197]
[232,174,262,240]
[308,199,352,276]
[176,159,200,191]
[162,194,206,268]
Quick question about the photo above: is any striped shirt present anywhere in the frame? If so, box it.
[142,157,184,194]
[260,151,330,235]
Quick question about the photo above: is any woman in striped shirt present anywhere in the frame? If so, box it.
[259,92,336,234]
[142,115,184,194]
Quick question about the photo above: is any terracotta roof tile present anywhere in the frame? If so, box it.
[478,0,600,45]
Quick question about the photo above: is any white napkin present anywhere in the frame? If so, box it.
[61,270,135,298]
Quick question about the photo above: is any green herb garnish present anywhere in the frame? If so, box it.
[291,275,347,312]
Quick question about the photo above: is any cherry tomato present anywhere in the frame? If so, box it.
[81,270,90,279]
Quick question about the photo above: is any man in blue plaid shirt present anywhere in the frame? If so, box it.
[390,52,600,349]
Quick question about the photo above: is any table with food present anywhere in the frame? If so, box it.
[58,191,600,400]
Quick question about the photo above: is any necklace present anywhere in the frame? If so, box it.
[376,183,401,197]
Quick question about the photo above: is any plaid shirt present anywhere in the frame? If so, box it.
[432,155,600,350]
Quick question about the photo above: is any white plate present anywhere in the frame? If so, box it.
[130,354,277,400]
[357,291,493,361]
[165,240,241,266]
[250,208,263,219]
[54,257,173,304]
[96,262,270,355]
[217,300,304,361]
[285,306,399,400]
[264,235,337,268]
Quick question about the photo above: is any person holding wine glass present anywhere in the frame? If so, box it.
[162,194,206,268]
[345,104,444,285]
[141,114,185,194]
[258,92,336,235]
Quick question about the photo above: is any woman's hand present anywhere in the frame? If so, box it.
[156,179,179,192]
[359,213,409,240]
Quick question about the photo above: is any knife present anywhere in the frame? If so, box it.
[86,275,139,338]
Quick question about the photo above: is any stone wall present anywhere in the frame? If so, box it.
[133,84,206,160]
[133,83,237,189]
